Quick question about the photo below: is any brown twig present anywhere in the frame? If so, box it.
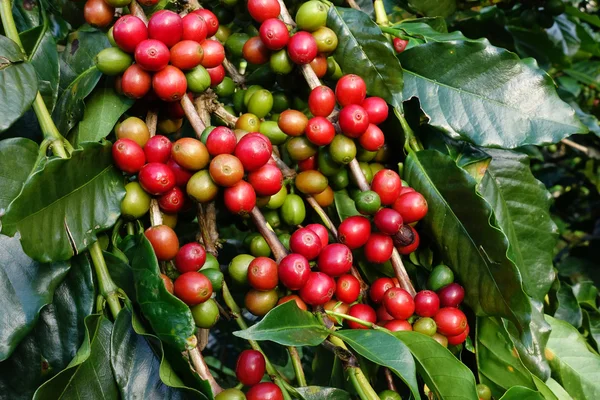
[197,203,220,257]
[181,95,207,138]
[188,347,223,394]
[384,368,397,392]
[276,0,296,27]
[250,207,288,262]
[145,110,164,227]
[129,0,148,24]
[211,100,239,127]
[223,58,246,87]
[271,153,296,179]
[197,329,209,351]
[346,0,361,10]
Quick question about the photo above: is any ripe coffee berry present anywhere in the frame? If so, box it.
[336,74,367,106]
[338,216,371,249]
[174,271,213,305]
[247,164,283,196]
[278,253,310,290]
[317,243,353,277]
[383,287,415,320]
[377,305,394,322]
[148,10,182,48]
[259,18,289,50]
[414,290,440,317]
[306,116,335,146]
[308,86,336,117]
[336,274,360,304]
[339,105,370,138]
[359,124,385,151]
[371,169,402,205]
[172,138,209,171]
[206,65,225,86]
[393,192,428,223]
[306,224,329,248]
[247,257,279,291]
[113,15,147,53]
[370,277,395,304]
[234,134,272,172]
[168,159,193,187]
[193,9,219,37]
[158,186,185,213]
[278,109,309,137]
[447,324,470,346]
[246,382,283,400]
[145,225,179,261]
[144,135,172,163]
[135,39,170,71]
[224,180,256,215]
[438,283,465,308]
[434,307,468,336]
[243,36,271,65]
[396,225,420,255]
[361,97,389,125]
[299,272,335,305]
[209,154,244,187]
[384,319,413,332]
[235,350,266,386]
[287,31,318,64]
[364,233,394,264]
[278,294,308,310]
[200,39,225,68]
[206,127,237,156]
[374,208,403,235]
[181,13,208,43]
[170,40,204,70]
[121,64,151,99]
[347,304,376,329]
[138,162,176,195]
[290,227,322,260]
[393,38,409,53]
[112,138,145,174]
[297,156,316,171]
[175,242,207,273]
[248,0,281,22]
[152,65,187,102]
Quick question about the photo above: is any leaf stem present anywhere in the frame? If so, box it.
[373,0,390,26]
[324,310,375,329]
[288,346,307,386]
[89,241,122,319]
[396,108,423,153]
[188,347,223,394]
[0,0,24,52]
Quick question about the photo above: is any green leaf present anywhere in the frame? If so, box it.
[565,5,600,29]
[554,282,583,328]
[394,331,478,400]
[20,20,60,111]
[545,315,600,399]
[0,234,70,361]
[0,36,38,133]
[564,61,600,87]
[0,138,38,217]
[33,314,119,400]
[52,66,102,136]
[334,329,420,400]
[506,24,571,69]
[111,308,209,399]
[404,150,550,378]
[234,301,329,346]
[498,386,545,400]
[0,253,94,399]
[535,376,573,400]
[295,386,351,400]
[333,189,360,222]
[582,310,600,350]
[391,20,474,46]
[104,250,135,300]
[327,7,404,109]
[2,141,125,262]
[77,88,134,144]
[476,317,537,399]
[125,234,196,351]
[59,27,110,91]
[399,41,587,148]
[572,281,598,309]
[405,0,456,18]
[478,149,557,301]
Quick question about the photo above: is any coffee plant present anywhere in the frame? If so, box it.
[0,0,599,398]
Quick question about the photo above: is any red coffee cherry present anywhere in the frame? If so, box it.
[181,13,208,43]
[336,274,360,304]
[112,138,145,174]
[338,216,371,249]
[234,133,272,172]
[447,324,470,346]
[138,162,176,195]
[347,304,376,329]
[206,65,226,86]
[248,0,281,22]
[359,124,385,151]
[167,159,193,187]
[290,227,322,260]
[235,350,266,386]
[278,294,308,310]
[170,40,204,70]
[371,169,402,206]
[299,272,335,306]
[160,273,174,294]
[206,126,237,156]
[306,116,335,146]
[339,105,370,138]
[193,9,219,37]
[376,305,394,322]
[247,164,283,197]
[361,97,389,125]
[438,283,465,308]
[373,208,403,235]
[297,156,316,172]
[135,39,170,72]
[335,74,367,107]
[414,290,440,318]
[259,18,289,51]
[287,31,318,65]
[384,319,413,332]
[278,253,311,290]
[434,307,468,336]
[393,38,409,53]
[393,191,428,223]
[243,36,271,65]
[224,180,256,215]
[148,10,183,48]
[308,85,336,117]
[370,277,395,304]
[175,242,207,273]
[152,65,187,102]
[305,224,329,248]
[174,271,213,305]
[83,0,114,28]
[200,39,225,68]
[144,135,172,164]
[247,257,279,291]
[209,154,244,187]
[396,225,420,255]
[113,15,148,53]
[144,225,179,261]
[317,243,353,277]
[158,186,186,213]
[383,287,415,320]
[246,382,283,400]
[364,233,394,264]
[121,64,152,99]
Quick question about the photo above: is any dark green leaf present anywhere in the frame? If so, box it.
[404,150,550,378]
[400,41,587,148]
[572,281,598,309]
[327,7,403,109]
[582,309,600,350]
[554,282,583,328]
[52,66,102,135]
[11,0,42,32]
[2,141,125,262]
[77,88,134,144]
[564,61,600,88]
[0,234,70,361]
[125,234,196,351]
[478,149,557,301]
[20,21,60,111]
[565,5,600,28]
[506,25,570,69]
[334,329,420,399]
[111,308,209,399]
[349,0,373,17]
[33,314,119,400]
[394,331,478,400]
[333,189,360,222]
[295,386,351,400]
[391,20,474,47]
[0,253,94,399]
[234,301,329,346]
[0,36,38,133]
[498,386,545,400]
[476,317,537,399]
[59,27,109,91]
[0,138,38,217]
[545,315,600,399]
[104,250,135,300]
[406,0,456,17]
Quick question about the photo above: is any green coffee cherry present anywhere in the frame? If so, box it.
[95,47,133,76]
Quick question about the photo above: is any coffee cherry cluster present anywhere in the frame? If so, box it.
[95,9,226,102]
